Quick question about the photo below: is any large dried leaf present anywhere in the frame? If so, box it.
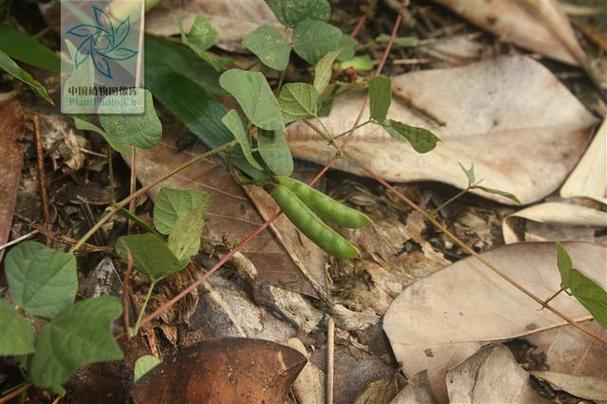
[287,56,597,204]
[503,202,607,244]
[145,0,280,51]
[383,242,606,400]
[0,99,25,263]
[131,338,307,403]
[561,119,607,204]
[433,0,586,65]
[446,344,550,403]
[128,131,327,298]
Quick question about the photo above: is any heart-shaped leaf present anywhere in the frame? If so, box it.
[5,241,77,319]
[293,20,342,65]
[279,82,318,123]
[0,299,35,356]
[243,25,290,71]
[153,187,209,235]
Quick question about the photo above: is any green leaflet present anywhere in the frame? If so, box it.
[258,130,294,176]
[222,110,263,170]
[72,116,129,154]
[30,297,123,394]
[153,187,209,235]
[279,82,318,123]
[0,24,60,73]
[383,119,440,153]
[243,25,291,71]
[98,89,162,149]
[219,69,284,132]
[134,355,161,382]
[115,234,185,282]
[0,50,52,103]
[555,243,607,329]
[168,204,206,263]
[0,300,35,356]
[293,20,342,65]
[313,50,340,94]
[368,75,392,122]
[265,0,331,27]
[5,241,77,319]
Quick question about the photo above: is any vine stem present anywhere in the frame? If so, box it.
[303,115,607,346]
[68,140,237,254]
[129,279,157,338]
[431,186,471,215]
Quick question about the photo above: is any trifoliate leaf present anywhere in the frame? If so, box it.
[243,25,290,71]
[115,234,185,282]
[383,119,440,153]
[99,89,162,149]
[368,75,391,122]
[279,82,318,123]
[153,188,209,235]
[134,355,161,382]
[0,299,35,355]
[5,241,77,319]
[258,130,294,176]
[265,0,330,27]
[30,297,123,393]
[219,69,284,131]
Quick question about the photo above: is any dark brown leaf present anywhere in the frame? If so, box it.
[131,338,307,403]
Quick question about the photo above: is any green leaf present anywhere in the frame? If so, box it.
[153,187,209,235]
[221,110,263,170]
[30,297,123,393]
[554,243,607,329]
[0,24,60,73]
[182,15,218,52]
[5,241,77,319]
[383,119,440,153]
[313,49,339,94]
[340,55,374,71]
[474,185,521,204]
[115,234,185,282]
[556,242,573,289]
[168,205,205,262]
[72,116,129,155]
[376,34,419,48]
[368,75,391,122]
[243,25,290,71]
[293,20,342,65]
[258,130,294,176]
[134,355,161,382]
[265,0,330,27]
[336,34,357,62]
[99,89,162,149]
[219,69,284,131]
[0,50,52,103]
[279,82,318,123]
[0,300,35,356]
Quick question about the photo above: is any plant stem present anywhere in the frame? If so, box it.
[129,280,157,338]
[69,140,237,254]
[333,120,371,139]
[539,287,566,309]
[431,187,471,215]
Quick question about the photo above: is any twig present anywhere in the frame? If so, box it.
[0,383,30,404]
[122,246,133,335]
[33,114,52,246]
[0,230,39,251]
[326,317,335,404]
[351,13,367,38]
[539,287,566,310]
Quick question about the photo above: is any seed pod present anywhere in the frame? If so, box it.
[271,185,359,259]
[278,176,371,228]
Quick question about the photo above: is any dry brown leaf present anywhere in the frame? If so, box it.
[390,370,436,404]
[561,119,607,204]
[145,0,280,51]
[354,379,399,404]
[131,338,307,403]
[287,338,324,404]
[382,242,606,401]
[287,55,597,205]
[502,202,607,244]
[0,99,25,263]
[446,344,550,403]
[433,0,586,65]
[530,371,607,401]
[129,131,327,298]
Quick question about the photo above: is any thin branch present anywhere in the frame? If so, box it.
[33,114,52,246]
[326,317,335,404]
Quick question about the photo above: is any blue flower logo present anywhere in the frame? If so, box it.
[66,6,137,79]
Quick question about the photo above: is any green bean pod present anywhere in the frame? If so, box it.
[271,185,359,259]
[278,176,372,228]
